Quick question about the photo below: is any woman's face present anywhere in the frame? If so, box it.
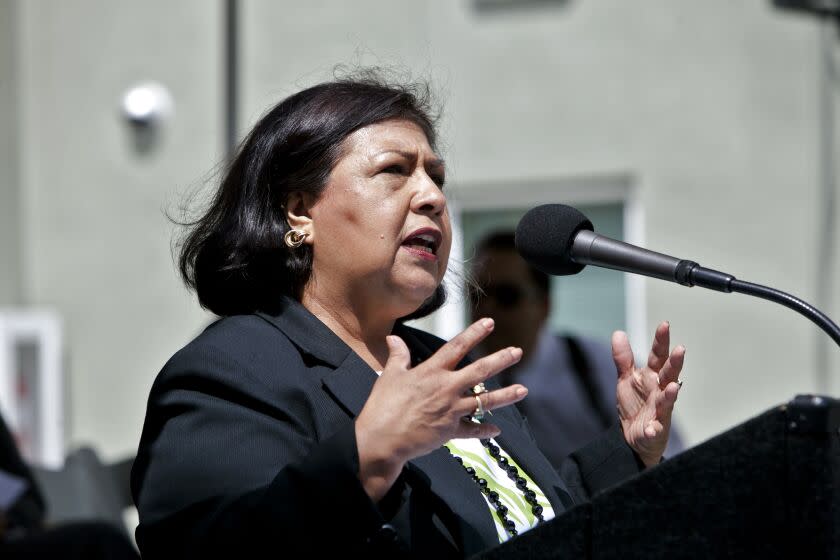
[305,119,451,320]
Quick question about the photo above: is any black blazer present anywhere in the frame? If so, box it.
[131,296,642,559]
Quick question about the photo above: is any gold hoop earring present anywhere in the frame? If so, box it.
[284,229,309,248]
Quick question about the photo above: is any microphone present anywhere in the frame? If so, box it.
[514,204,734,291]
[515,203,840,347]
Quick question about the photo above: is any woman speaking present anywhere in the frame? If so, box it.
[130,73,685,559]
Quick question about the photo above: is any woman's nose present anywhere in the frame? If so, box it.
[412,174,446,216]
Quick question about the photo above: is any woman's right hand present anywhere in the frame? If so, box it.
[355,318,528,502]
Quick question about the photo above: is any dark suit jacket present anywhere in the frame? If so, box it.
[130,296,643,559]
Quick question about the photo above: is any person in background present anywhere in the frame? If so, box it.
[470,230,686,469]
[0,411,139,559]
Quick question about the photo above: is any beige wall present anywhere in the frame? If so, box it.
[0,0,21,305]
[5,0,839,459]
[13,0,220,459]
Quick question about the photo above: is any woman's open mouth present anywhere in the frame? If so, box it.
[401,228,442,261]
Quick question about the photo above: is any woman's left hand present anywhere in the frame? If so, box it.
[612,321,685,468]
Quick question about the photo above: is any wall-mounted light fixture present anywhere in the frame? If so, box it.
[119,81,174,154]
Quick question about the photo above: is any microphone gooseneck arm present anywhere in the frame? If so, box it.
[729,280,840,347]
[571,230,840,347]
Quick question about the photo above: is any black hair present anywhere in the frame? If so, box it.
[475,230,550,297]
[176,71,446,318]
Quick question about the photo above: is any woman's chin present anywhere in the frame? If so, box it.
[389,284,439,317]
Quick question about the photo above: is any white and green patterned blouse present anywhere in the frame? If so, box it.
[372,370,555,542]
[444,436,555,542]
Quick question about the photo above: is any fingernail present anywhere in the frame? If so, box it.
[491,428,501,437]
[515,386,528,398]
[509,347,523,361]
[481,318,494,330]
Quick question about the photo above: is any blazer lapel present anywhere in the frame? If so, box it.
[391,325,501,551]
[257,301,512,553]
[492,408,572,514]
[319,346,500,554]
[396,323,571,518]
[256,296,351,368]
[321,350,378,418]
[406,447,500,554]
[257,297,380,420]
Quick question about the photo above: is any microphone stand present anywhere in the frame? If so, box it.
[569,230,840,348]
[680,261,840,348]
[730,280,840,348]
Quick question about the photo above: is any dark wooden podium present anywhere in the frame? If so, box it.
[476,394,840,559]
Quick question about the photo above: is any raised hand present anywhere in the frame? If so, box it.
[355,318,528,502]
[613,322,685,468]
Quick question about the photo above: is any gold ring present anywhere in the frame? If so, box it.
[472,382,487,395]
[472,394,485,422]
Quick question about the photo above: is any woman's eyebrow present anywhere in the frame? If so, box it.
[374,149,445,168]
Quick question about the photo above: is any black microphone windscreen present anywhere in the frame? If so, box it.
[515,204,594,276]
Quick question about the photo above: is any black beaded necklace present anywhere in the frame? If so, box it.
[445,438,545,538]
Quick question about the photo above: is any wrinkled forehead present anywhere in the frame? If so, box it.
[337,118,441,163]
